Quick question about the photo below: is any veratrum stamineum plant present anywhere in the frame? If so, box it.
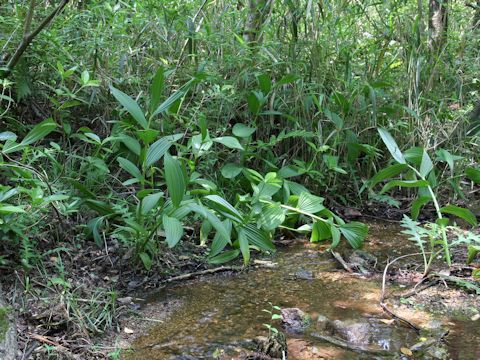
[371,128,478,275]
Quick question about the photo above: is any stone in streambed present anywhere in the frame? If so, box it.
[281,308,311,333]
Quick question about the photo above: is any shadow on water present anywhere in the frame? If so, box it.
[125,221,480,359]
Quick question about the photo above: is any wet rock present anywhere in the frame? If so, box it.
[295,269,314,280]
[316,314,329,331]
[287,338,339,360]
[328,319,372,344]
[281,308,311,333]
[421,320,449,338]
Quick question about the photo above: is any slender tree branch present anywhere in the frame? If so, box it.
[6,0,70,73]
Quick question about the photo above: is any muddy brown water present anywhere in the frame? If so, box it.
[125,221,480,359]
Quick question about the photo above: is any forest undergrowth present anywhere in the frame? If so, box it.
[1,0,480,358]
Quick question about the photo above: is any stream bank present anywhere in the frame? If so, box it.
[116,221,480,359]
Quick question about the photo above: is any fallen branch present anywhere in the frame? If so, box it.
[330,251,353,273]
[161,265,243,283]
[310,333,393,356]
[380,253,425,332]
[27,333,67,351]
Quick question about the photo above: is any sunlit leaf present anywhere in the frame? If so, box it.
[378,128,406,164]
[232,123,256,138]
[213,136,244,150]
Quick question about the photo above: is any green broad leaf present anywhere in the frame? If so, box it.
[243,224,275,251]
[255,180,282,198]
[467,245,480,265]
[238,228,250,265]
[247,91,262,115]
[466,167,480,184]
[232,123,256,138]
[380,180,429,194]
[404,147,423,166]
[163,215,184,248]
[149,67,164,114]
[221,163,243,179]
[84,199,117,216]
[3,118,57,154]
[259,203,285,231]
[164,152,186,208]
[188,203,230,241]
[121,136,141,156]
[436,149,462,174]
[440,205,477,226]
[370,163,408,188]
[411,196,432,220]
[0,131,17,142]
[297,192,325,214]
[0,188,18,202]
[419,150,433,178]
[212,136,244,150]
[257,73,272,94]
[377,128,406,164]
[200,220,212,245]
[208,249,240,264]
[339,222,368,249]
[0,205,26,214]
[331,223,341,248]
[151,78,195,117]
[209,219,232,257]
[117,157,143,180]
[110,86,148,129]
[141,192,163,215]
[136,128,160,145]
[145,137,172,167]
[21,118,57,145]
[278,166,301,179]
[311,221,331,242]
[139,252,152,270]
[285,180,309,195]
[87,216,104,247]
[275,74,300,87]
[205,195,244,223]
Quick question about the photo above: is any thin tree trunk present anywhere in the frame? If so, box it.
[428,0,449,51]
[243,0,274,44]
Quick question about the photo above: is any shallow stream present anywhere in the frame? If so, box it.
[125,221,480,359]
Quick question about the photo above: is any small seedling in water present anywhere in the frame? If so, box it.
[262,302,282,336]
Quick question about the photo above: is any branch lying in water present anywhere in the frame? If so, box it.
[161,266,243,283]
[311,333,393,356]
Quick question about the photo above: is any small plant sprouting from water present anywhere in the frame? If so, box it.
[262,302,282,336]
[372,128,478,274]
